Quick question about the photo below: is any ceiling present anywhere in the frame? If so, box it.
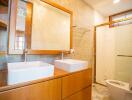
[84,0,132,17]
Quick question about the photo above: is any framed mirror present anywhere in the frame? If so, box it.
[8,0,72,55]
[8,0,32,54]
[27,0,73,54]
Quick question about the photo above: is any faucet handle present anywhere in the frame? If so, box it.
[70,49,75,54]
[24,49,28,53]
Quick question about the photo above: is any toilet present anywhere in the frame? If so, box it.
[106,80,132,100]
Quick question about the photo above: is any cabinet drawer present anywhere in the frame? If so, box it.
[64,86,91,100]
[0,78,61,100]
[62,69,92,99]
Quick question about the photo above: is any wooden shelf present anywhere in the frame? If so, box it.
[0,51,7,56]
[0,0,8,14]
[0,0,8,7]
[0,21,7,30]
[0,6,8,14]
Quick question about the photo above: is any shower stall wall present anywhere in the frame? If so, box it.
[95,23,132,85]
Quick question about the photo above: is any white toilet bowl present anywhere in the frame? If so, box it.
[106,80,132,100]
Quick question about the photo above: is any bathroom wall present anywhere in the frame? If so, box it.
[114,24,132,82]
[0,0,95,70]
[96,24,132,84]
[94,11,107,25]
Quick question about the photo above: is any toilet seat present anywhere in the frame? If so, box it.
[106,80,132,100]
[106,80,130,92]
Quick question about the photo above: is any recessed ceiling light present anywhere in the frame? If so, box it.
[113,0,120,4]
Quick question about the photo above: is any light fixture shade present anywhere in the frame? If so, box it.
[113,0,120,4]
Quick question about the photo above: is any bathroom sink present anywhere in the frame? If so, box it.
[8,61,54,85]
[54,59,88,72]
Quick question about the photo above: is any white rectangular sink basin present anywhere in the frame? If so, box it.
[8,61,54,85]
[54,59,88,72]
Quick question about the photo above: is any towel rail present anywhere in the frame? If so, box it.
[117,55,132,57]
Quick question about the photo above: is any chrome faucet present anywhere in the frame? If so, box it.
[61,49,75,60]
[24,49,28,62]
[61,50,64,60]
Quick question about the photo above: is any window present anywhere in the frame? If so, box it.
[109,9,132,27]
[15,31,25,50]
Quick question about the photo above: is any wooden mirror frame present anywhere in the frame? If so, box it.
[8,0,33,54]
[27,0,73,55]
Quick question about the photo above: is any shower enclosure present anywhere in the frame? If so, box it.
[95,18,132,85]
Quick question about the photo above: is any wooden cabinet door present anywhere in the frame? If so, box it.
[27,78,61,100]
[62,69,92,99]
[0,78,61,100]
[63,87,91,100]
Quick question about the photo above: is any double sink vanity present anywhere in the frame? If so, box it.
[0,59,92,100]
[7,59,88,85]
[0,0,92,99]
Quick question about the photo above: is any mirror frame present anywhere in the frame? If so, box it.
[27,0,73,55]
[8,0,33,54]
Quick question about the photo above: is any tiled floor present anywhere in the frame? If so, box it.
[92,84,111,100]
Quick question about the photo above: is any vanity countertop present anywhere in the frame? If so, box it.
[0,67,90,92]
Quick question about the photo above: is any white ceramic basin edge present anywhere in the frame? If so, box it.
[8,61,54,85]
[54,59,88,72]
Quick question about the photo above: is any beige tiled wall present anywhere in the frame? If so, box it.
[50,0,95,67]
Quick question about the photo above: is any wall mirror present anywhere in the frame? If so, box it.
[8,0,72,54]
[28,0,72,54]
[8,0,32,54]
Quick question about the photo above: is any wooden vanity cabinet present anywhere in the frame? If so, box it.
[63,87,91,100]
[0,69,92,100]
[0,79,62,100]
[62,69,92,100]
